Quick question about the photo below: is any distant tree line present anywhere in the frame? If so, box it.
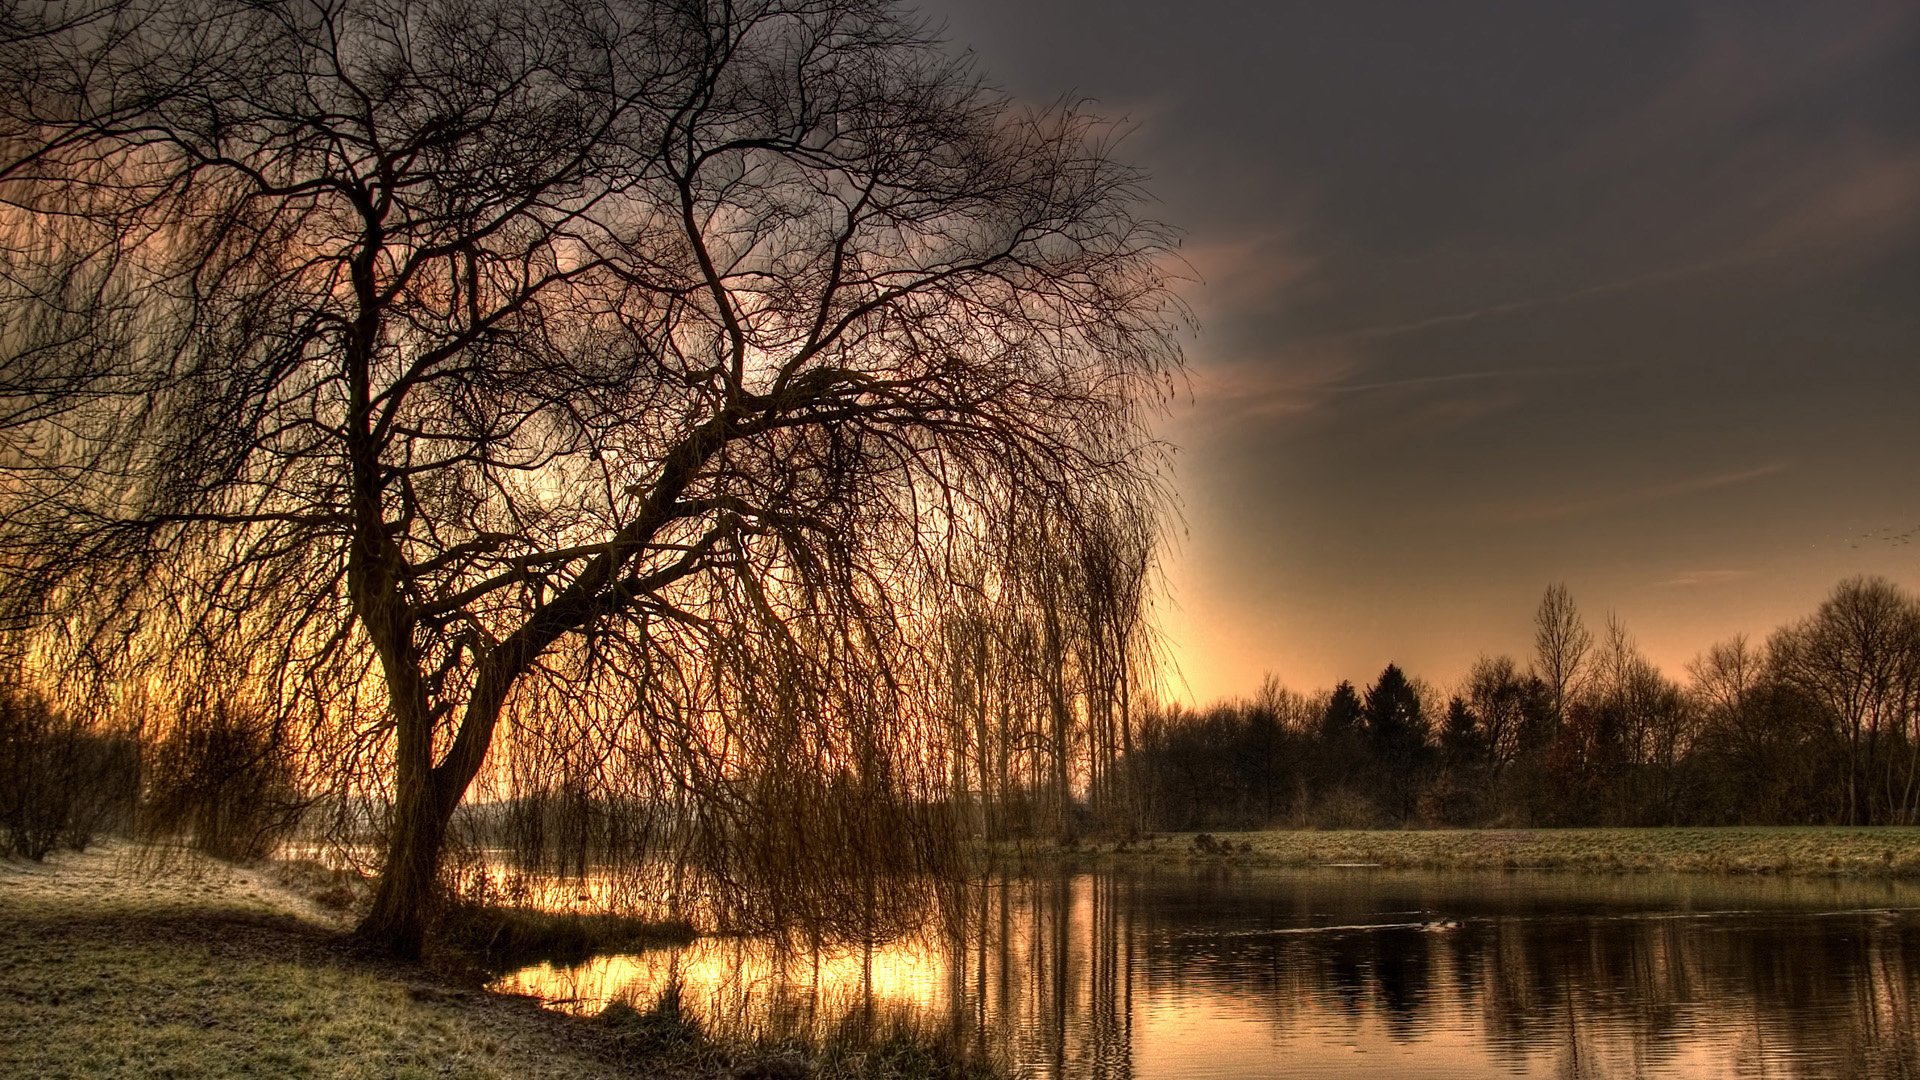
[1129,577,1920,830]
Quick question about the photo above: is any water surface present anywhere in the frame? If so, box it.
[496,865,1920,1078]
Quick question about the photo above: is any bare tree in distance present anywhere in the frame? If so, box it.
[1687,634,1765,725]
[0,0,1184,954]
[1532,583,1592,727]
[1770,576,1920,824]
[1464,654,1548,775]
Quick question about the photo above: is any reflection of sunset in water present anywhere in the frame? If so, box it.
[496,868,1920,1078]
[496,934,955,1030]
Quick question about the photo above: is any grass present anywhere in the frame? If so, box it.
[597,987,1002,1080]
[0,843,1006,1080]
[807,1018,1002,1080]
[1034,825,1920,877]
[0,844,655,1080]
[438,903,697,972]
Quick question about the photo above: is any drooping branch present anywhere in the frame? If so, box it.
[0,0,1185,952]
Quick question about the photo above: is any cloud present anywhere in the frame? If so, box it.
[1326,369,1518,394]
[1746,143,1920,256]
[1182,355,1605,440]
[1656,568,1755,589]
[1300,256,1764,347]
[1180,345,1360,426]
[1555,0,1919,180]
[1179,229,1320,317]
[1504,463,1790,523]
[1532,1,1920,277]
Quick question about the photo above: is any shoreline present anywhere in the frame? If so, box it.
[1003,826,1920,879]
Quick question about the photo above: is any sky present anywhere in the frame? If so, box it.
[925,0,1920,704]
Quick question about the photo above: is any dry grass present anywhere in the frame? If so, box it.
[1047,826,1920,877]
[0,844,662,1080]
[439,903,697,972]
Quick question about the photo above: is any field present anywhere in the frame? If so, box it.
[1060,826,1920,877]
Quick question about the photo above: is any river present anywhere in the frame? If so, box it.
[494,864,1920,1078]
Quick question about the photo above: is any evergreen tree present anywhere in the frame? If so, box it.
[1364,664,1431,821]
[1321,681,1364,740]
[1364,665,1428,759]
[1314,680,1368,804]
[1440,696,1484,767]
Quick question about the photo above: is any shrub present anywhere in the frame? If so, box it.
[140,700,306,861]
[0,685,139,859]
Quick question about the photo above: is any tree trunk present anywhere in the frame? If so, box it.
[355,753,451,958]
[353,654,523,956]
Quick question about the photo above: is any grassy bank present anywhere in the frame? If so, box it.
[1037,826,1920,877]
[0,845,996,1080]
[0,845,663,1080]
[440,904,698,973]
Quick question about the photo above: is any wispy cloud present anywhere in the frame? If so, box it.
[1327,368,1516,394]
[1505,463,1790,523]
[1656,568,1755,589]
[1179,229,1320,317]
[1181,343,1359,426]
[1299,255,1761,348]
[1189,357,1626,432]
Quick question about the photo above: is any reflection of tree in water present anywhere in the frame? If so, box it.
[1368,926,1433,1034]
[507,869,1920,1078]
[980,871,1920,1078]
[1322,938,1368,1017]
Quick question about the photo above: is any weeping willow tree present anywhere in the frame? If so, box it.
[0,0,1183,954]
[937,492,1163,842]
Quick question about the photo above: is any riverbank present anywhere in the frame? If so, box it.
[1030,826,1920,877]
[0,844,664,1080]
[0,845,995,1080]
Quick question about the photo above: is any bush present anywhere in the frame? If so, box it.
[0,685,139,859]
[1309,787,1382,830]
[600,982,710,1062]
[439,901,696,970]
[140,700,306,861]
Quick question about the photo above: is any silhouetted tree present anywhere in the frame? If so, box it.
[1770,577,1920,824]
[1423,694,1485,824]
[1309,679,1368,815]
[141,698,307,861]
[1532,584,1592,730]
[1688,634,1829,823]
[1440,696,1484,768]
[1542,616,1697,824]
[0,684,138,858]
[1322,681,1364,741]
[1363,664,1429,822]
[1466,655,1553,769]
[0,0,1182,954]
[1122,578,1920,831]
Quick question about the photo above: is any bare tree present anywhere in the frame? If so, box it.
[1686,633,1827,822]
[0,0,1183,954]
[934,497,1162,840]
[1464,654,1548,773]
[1531,583,1592,728]
[1770,577,1920,824]
[1688,634,1764,726]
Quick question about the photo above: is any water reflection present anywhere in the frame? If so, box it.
[495,867,1920,1078]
